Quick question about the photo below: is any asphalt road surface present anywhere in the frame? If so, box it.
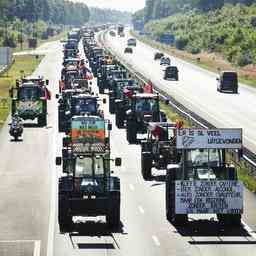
[103,30,256,154]
[1,35,256,256]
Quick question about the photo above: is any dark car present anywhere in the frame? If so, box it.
[164,66,179,81]
[217,71,238,93]
[154,52,164,60]
[124,47,133,54]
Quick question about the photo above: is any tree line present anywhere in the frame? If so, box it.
[89,7,131,25]
[137,0,256,22]
[0,0,90,25]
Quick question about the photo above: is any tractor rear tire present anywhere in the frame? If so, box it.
[166,170,187,226]
[107,192,120,229]
[109,97,115,114]
[126,121,137,144]
[115,110,124,128]
[38,115,47,127]
[58,194,72,233]
[141,152,152,180]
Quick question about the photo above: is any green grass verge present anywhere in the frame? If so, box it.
[13,30,68,53]
[131,31,256,89]
[0,55,44,126]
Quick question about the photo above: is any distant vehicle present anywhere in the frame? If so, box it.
[109,31,116,37]
[160,57,171,66]
[124,47,133,54]
[117,24,124,36]
[164,66,179,81]
[120,32,125,37]
[154,52,164,60]
[217,71,238,93]
[127,38,137,47]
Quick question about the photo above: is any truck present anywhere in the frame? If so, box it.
[9,77,50,126]
[56,115,121,232]
[166,128,243,226]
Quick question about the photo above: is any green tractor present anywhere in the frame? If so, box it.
[126,93,167,144]
[166,128,243,227]
[56,115,121,233]
[141,122,180,180]
[9,78,50,127]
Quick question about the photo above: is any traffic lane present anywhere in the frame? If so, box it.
[108,109,256,256]
[0,42,62,256]
[105,33,256,152]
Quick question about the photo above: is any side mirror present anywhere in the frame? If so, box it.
[115,157,122,167]
[103,98,107,104]
[56,94,59,99]
[89,81,92,85]
[165,99,169,105]
[56,157,62,166]
[216,78,219,81]
[45,79,49,86]
[16,80,19,87]
[108,123,112,131]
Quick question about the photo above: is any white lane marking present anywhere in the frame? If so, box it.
[152,235,161,247]
[47,83,59,256]
[33,240,41,256]
[129,184,135,191]
[138,206,145,214]
[242,221,256,240]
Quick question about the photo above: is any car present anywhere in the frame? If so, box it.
[154,52,164,60]
[160,57,171,66]
[127,38,137,47]
[164,66,179,81]
[217,71,238,93]
[124,47,133,54]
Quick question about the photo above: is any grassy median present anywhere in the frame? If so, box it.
[0,55,44,127]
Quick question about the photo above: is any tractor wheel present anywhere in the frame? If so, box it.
[99,86,104,94]
[217,214,241,227]
[126,121,137,144]
[58,194,72,233]
[115,110,124,128]
[38,115,47,127]
[166,170,187,226]
[141,152,152,180]
[109,97,115,114]
[107,192,120,229]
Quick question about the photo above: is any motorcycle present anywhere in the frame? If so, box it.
[9,118,23,141]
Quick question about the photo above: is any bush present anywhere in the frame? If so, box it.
[236,51,253,66]
[3,36,17,48]
[175,36,188,50]
[188,46,201,54]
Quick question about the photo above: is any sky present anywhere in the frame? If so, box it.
[72,0,145,13]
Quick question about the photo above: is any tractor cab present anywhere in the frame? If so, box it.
[166,128,243,226]
[56,116,121,232]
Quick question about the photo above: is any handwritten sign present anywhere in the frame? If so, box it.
[176,129,242,149]
[175,180,243,214]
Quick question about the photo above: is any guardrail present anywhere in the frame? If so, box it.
[97,31,256,175]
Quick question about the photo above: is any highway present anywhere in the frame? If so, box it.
[102,30,256,154]
[1,34,256,256]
